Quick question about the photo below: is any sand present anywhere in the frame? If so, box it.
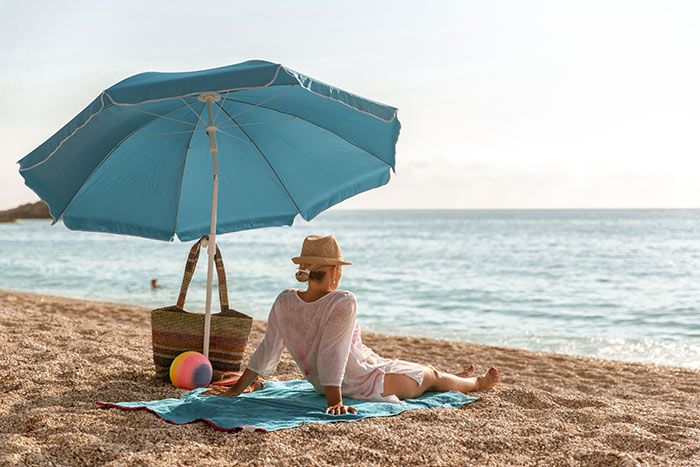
[0,290,698,466]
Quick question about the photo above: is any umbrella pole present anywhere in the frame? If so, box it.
[200,93,221,358]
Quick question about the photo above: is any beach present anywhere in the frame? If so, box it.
[1,290,698,466]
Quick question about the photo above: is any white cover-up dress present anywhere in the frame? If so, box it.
[246,289,426,404]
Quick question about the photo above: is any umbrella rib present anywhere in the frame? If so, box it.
[222,86,295,122]
[55,103,195,223]
[221,97,392,170]
[181,97,207,126]
[216,128,257,145]
[120,104,196,127]
[172,102,206,238]
[213,91,230,122]
[218,117,296,129]
[216,105,303,216]
[137,130,196,137]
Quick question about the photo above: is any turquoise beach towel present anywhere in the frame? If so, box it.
[98,380,478,432]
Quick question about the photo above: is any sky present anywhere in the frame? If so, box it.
[1,0,699,210]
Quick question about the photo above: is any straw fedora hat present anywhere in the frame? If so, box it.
[291,235,352,266]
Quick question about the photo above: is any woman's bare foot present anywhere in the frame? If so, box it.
[456,364,476,378]
[475,367,501,391]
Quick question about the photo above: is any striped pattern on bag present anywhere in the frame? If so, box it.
[150,235,253,380]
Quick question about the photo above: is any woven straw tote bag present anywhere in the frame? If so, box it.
[151,235,253,380]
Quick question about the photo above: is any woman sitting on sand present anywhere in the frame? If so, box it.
[205,235,500,414]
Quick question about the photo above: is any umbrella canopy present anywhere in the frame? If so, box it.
[17,60,400,357]
[18,60,400,241]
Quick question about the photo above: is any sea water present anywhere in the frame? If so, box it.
[1,209,698,368]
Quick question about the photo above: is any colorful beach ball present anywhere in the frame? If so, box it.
[169,351,213,390]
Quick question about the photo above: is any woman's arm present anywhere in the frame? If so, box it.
[205,298,285,396]
[318,295,358,414]
[324,385,357,415]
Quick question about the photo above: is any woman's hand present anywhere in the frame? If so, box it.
[323,385,356,415]
[202,368,261,396]
[325,403,357,415]
[202,385,243,397]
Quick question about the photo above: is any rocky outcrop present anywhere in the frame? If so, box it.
[0,201,51,223]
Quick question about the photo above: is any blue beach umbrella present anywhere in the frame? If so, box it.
[18,60,400,355]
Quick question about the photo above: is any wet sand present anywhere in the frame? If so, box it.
[1,290,698,466]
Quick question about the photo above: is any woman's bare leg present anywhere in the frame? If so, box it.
[382,366,500,400]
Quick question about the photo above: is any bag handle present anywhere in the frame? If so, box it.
[176,235,229,312]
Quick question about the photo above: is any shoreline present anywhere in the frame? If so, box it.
[1,289,698,465]
[2,288,695,372]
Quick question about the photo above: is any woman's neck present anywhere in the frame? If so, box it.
[298,283,333,302]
